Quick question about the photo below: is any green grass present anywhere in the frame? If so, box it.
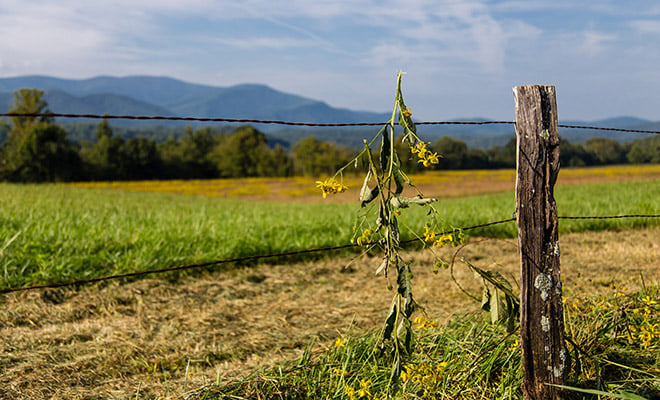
[0,179,659,290]
[188,285,660,400]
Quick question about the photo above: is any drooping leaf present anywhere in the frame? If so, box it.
[481,286,491,312]
[380,126,392,173]
[359,170,379,207]
[393,166,406,196]
[464,259,520,328]
[489,285,505,324]
[383,302,397,341]
[375,256,388,276]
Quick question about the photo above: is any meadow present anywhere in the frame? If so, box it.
[1,166,660,290]
[0,166,659,399]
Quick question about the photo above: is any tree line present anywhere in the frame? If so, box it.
[1,89,658,183]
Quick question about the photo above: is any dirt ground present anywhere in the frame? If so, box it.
[1,227,658,399]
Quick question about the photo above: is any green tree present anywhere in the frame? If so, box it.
[80,118,124,180]
[118,138,160,179]
[466,148,489,169]
[1,89,52,135]
[158,126,220,178]
[209,126,274,177]
[0,89,80,182]
[432,136,468,169]
[291,136,356,176]
[559,137,594,167]
[626,136,660,164]
[486,138,516,168]
[582,137,626,165]
[266,144,294,177]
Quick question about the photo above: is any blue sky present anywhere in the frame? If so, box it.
[1,0,659,121]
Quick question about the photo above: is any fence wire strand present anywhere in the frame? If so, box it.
[2,214,660,295]
[1,111,659,294]
[0,218,518,294]
[2,112,660,135]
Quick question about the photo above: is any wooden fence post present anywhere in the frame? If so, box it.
[514,85,569,400]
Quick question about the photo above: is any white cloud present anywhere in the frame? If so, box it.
[630,20,660,35]
[576,31,618,56]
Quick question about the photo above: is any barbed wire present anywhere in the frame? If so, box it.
[0,218,517,295]
[2,213,659,295]
[2,112,659,135]
[557,124,660,135]
[558,214,660,220]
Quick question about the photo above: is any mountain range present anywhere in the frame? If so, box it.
[1,75,657,148]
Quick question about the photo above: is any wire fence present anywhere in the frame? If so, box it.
[0,111,659,295]
[2,112,660,135]
[1,214,659,295]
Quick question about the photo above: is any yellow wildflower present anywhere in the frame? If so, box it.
[401,108,412,118]
[357,379,371,397]
[434,234,453,247]
[315,178,348,198]
[334,337,346,348]
[423,225,437,242]
[346,387,356,400]
[356,229,372,246]
[642,296,658,306]
[418,151,440,168]
[414,315,439,331]
[410,142,428,155]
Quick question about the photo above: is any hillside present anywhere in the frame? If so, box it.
[0,75,657,148]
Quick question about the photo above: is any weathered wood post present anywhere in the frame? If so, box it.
[513,85,569,400]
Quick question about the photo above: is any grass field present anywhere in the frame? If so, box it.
[0,166,659,399]
[1,167,660,290]
[1,229,658,399]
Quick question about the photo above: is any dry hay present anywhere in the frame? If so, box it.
[1,227,658,399]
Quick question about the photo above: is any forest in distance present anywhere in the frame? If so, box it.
[1,88,659,183]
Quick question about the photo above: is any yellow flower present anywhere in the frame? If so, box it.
[357,379,371,397]
[410,142,428,155]
[315,178,348,198]
[401,108,412,118]
[334,337,346,348]
[418,151,440,168]
[434,234,453,247]
[414,315,439,330]
[346,387,356,400]
[426,152,440,164]
[356,229,372,246]
[423,225,437,242]
[642,296,658,306]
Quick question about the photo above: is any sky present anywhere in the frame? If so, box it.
[1,0,659,121]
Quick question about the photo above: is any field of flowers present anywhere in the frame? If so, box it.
[65,164,660,202]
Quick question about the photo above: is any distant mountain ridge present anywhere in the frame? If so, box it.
[0,75,657,148]
[0,75,391,126]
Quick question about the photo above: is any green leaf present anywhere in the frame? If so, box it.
[383,302,397,341]
[489,286,505,324]
[465,259,520,327]
[380,126,391,173]
[393,157,405,196]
